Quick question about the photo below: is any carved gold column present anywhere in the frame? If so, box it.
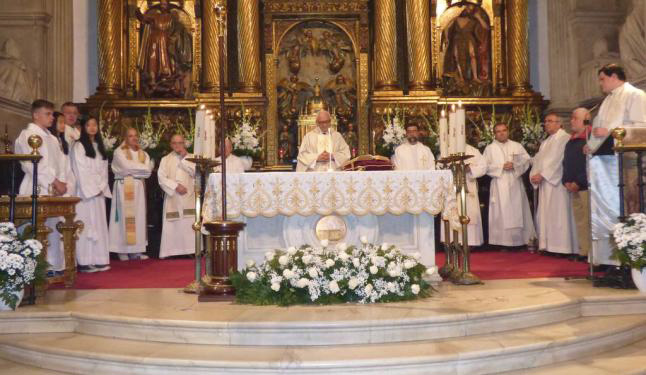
[405,0,432,91]
[202,0,227,93]
[374,0,398,90]
[237,0,262,93]
[507,0,530,95]
[97,0,122,96]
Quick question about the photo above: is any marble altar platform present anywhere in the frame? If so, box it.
[203,171,458,268]
[2,279,646,374]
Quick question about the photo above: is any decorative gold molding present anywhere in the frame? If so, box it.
[406,0,433,90]
[238,0,262,93]
[97,0,123,96]
[265,54,278,166]
[507,0,530,95]
[359,53,369,155]
[264,0,369,13]
[202,0,227,93]
[374,0,398,90]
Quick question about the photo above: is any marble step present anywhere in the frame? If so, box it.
[0,358,74,375]
[1,315,645,375]
[498,338,646,375]
[4,291,646,346]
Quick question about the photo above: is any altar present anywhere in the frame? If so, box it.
[203,170,457,268]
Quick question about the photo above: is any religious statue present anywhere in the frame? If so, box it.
[344,123,358,157]
[319,31,352,73]
[305,78,329,114]
[136,0,193,98]
[324,74,356,122]
[278,123,292,162]
[441,4,490,87]
[277,75,311,119]
[620,0,646,81]
[0,38,36,103]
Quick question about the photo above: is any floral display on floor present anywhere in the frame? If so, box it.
[613,213,646,270]
[0,223,45,310]
[231,238,434,306]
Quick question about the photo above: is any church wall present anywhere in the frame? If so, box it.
[72,0,99,104]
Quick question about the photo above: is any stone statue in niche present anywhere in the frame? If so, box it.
[278,75,312,119]
[440,3,491,95]
[0,38,36,103]
[135,0,193,98]
[620,0,646,82]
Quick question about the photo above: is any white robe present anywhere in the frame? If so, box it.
[214,154,253,174]
[296,128,351,171]
[158,152,196,258]
[71,142,111,266]
[15,123,69,270]
[392,142,436,170]
[530,129,577,254]
[63,124,80,147]
[441,144,487,246]
[589,82,646,265]
[108,146,153,254]
[484,140,536,246]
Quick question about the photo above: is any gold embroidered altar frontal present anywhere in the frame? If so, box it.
[203,170,457,219]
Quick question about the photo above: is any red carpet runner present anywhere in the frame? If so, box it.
[56,250,591,289]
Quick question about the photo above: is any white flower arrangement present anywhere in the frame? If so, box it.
[517,105,544,156]
[98,102,119,151]
[0,223,43,310]
[231,241,433,306]
[136,105,167,150]
[613,213,646,269]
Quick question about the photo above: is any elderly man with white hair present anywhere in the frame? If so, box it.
[296,109,351,171]
[214,138,252,174]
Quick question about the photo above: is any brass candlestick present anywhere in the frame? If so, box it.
[2,124,10,154]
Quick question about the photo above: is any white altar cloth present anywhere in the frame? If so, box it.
[203,171,457,268]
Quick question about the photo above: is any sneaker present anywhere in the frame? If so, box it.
[118,254,129,261]
[78,265,99,273]
[130,253,149,260]
[93,264,111,272]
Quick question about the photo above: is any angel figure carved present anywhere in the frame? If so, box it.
[277,75,312,119]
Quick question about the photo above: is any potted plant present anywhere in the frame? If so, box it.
[612,213,646,292]
[0,222,46,310]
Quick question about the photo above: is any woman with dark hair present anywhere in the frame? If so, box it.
[49,111,76,196]
[71,116,112,272]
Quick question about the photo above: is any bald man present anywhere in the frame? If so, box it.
[296,110,351,171]
[563,108,592,258]
[157,134,196,258]
[214,138,253,173]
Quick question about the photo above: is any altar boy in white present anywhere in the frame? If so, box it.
[530,113,577,254]
[484,123,535,247]
[296,110,351,171]
[109,128,154,261]
[392,122,435,170]
[158,134,196,258]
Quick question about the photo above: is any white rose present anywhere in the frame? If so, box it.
[381,243,390,251]
[387,282,396,292]
[338,251,350,261]
[265,251,275,261]
[369,265,378,274]
[278,255,289,266]
[308,267,318,278]
[320,239,329,247]
[282,269,295,279]
[411,284,420,295]
[271,282,281,292]
[287,246,297,255]
[360,236,368,244]
[411,252,421,260]
[426,266,438,276]
[296,278,310,288]
[302,254,313,264]
[364,284,373,294]
[404,260,416,269]
[329,280,340,293]
[336,242,348,251]
[325,259,335,268]
[352,258,360,268]
[388,267,402,277]
[348,277,359,289]
[246,259,255,268]
[246,272,257,282]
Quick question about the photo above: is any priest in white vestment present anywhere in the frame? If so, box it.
[392,122,435,170]
[529,113,577,254]
[484,123,536,247]
[296,110,351,172]
[158,134,197,258]
[109,128,154,261]
[585,64,646,265]
[71,117,111,272]
[214,138,253,173]
[15,100,69,275]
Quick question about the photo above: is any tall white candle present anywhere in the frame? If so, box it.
[456,101,466,153]
[439,109,448,159]
[448,104,457,155]
[328,131,333,171]
[194,105,206,157]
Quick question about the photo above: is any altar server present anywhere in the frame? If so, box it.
[61,101,81,145]
[214,138,253,174]
[392,122,435,170]
[71,117,111,272]
[530,113,577,254]
[158,134,196,258]
[586,64,646,265]
[15,100,68,275]
[483,123,535,247]
[109,128,154,261]
[296,109,351,171]
[50,111,77,197]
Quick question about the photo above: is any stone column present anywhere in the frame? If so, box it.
[405,0,432,91]
[96,0,122,96]
[507,0,531,95]
[374,0,398,90]
[237,0,262,93]
[202,0,227,93]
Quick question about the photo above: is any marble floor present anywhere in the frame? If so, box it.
[0,278,645,374]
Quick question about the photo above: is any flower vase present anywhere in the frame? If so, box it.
[0,288,24,311]
[631,268,646,293]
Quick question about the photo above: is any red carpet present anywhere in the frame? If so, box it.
[52,250,591,290]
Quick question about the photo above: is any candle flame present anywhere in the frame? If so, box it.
[451,104,456,112]
[199,104,206,110]
[458,100,463,108]
[441,109,446,117]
